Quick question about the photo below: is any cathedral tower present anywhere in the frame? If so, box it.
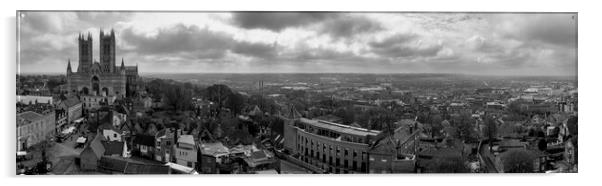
[78,32,93,72]
[99,29,116,73]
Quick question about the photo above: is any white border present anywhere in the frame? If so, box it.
[2,0,599,186]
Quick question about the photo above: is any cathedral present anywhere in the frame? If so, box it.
[66,29,138,99]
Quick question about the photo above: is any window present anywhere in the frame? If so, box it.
[344,149,348,156]
[353,151,357,157]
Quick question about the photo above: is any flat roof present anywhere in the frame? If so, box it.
[299,118,380,137]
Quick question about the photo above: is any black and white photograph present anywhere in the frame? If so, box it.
[14,10,579,175]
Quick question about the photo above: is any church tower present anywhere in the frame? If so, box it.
[78,32,93,72]
[66,58,72,74]
[99,29,116,73]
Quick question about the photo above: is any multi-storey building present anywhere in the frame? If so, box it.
[17,110,56,151]
[175,135,197,168]
[57,96,83,124]
[284,118,380,173]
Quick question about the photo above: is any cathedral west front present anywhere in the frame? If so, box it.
[66,29,138,102]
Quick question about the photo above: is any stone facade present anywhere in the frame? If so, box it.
[66,29,138,101]
[17,110,56,151]
[284,118,380,173]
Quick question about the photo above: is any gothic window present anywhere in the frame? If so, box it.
[91,76,100,95]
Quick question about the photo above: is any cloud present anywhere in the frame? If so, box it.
[319,15,383,39]
[522,14,577,47]
[232,41,278,59]
[231,12,337,32]
[17,12,577,76]
[75,11,134,27]
[121,24,234,59]
[492,14,577,48]
[369,33,442,58]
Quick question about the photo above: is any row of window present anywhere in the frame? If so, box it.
[18,121,49,136]
[297,134,365,159]
[297,133,368,172]
[300,152,368,173]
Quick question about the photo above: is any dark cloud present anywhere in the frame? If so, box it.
[232,41,278,59]
[523,14,577,47]
[369,34,442,58]
[20,44,76,66]
[374,45,442,58]
[231,12,338,32]
[121,24,284,62]
[496,14,577,48]
[488,50,533,68]
[369,34,418,49]
[294,48,355,62]
[121,24,233,59]
[21,12,65,34]
[320,15,384,39]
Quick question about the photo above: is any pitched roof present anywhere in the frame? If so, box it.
[17,111,44,125]
[249,105,262,116]
[177,135,195,145]
[199,142,229,157]
[418,147,462,158]
[62,97,81,107]
[83,133,106,159]
[244,150,275,168]
[99,156,170,174]
[133,135,156,146]
[250,150,268,160]
[124,162,170,174]
[102,141,124,156]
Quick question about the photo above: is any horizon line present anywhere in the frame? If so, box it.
[16,71,577,78]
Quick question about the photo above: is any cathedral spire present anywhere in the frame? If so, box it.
[67,58,72,73]
[121,58,125,69]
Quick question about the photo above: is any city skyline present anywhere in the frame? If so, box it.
[18,11,577,76]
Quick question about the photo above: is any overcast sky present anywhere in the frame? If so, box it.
[18,11,577,76]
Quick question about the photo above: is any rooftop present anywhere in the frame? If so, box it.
[17,111,44,123]
[178,135,195,145]
[299,118,380,137]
